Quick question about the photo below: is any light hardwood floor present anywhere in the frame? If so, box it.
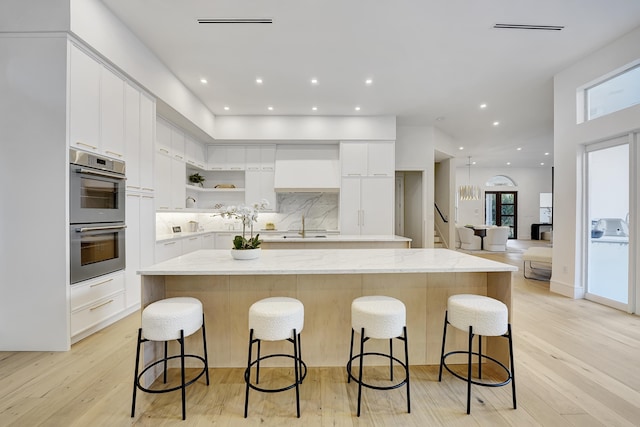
[2,241,640,426]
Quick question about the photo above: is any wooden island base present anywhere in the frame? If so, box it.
[142,270,512,368]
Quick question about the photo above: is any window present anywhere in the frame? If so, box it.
[585,63,640,121]
[486,175,516,187]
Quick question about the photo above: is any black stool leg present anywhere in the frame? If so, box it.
[201,314,210,385]
[466,325,473,414]
[508,324,517,409]
[256,339,262,385]
[163,341,168,383]
[389,338,394,381]
[347,328,355,383]
[478,334,482,379]
[180,330,186,420]
[438,311,449,382]
[131,328,142,418]
[293,329,301,418]
[244,329,254,418]
[403,326,411,413]
[357,327,365,417]
[297,332,304,384]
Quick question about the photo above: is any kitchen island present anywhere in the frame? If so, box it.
[139,248,516,369]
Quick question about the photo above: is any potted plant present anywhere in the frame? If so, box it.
[189,172,205,187]
[213,200,269,259]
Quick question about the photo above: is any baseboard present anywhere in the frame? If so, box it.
[550,279,584,299]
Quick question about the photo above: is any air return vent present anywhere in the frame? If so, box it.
[493,23,564,31]
[197,18,273,24]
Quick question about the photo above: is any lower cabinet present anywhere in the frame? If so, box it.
[70,272,126,341]
[155,239,182,263]
[215,232,235,250]
[182,235,202,253]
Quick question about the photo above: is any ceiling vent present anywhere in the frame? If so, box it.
[197,18,273,24]
[493,23,564,31]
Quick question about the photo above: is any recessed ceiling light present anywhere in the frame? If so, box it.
[480,103,487,109]
[355,106,361,111]
[544,152,549,155]
[267,106,273,111]
[506,162,511,165]
[312,106,318,111]
[493,121,500,126]
[311,78,318,85]
[223,106,230,111]
[459,146,464,150]
[256,78,263,84]
[435,116,445,121]
[540,162,545,166]
[472,161,477,165]
[517,147,522,151]
[365,79,373,85]
[200,78,208,84]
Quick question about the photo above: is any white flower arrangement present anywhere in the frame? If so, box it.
[213,199,269,249]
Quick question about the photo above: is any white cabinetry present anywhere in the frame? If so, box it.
[155,151,186,210]
[124,83,155,193]
[208,145,246,170]
[245,145,276,210]
[155,239,182,263]
[340,141,395,177]
[182,235,202,253]
[185,135,206,169]
[125,193,155,309]
[215,232,235,249]
[70,272,126,341]
[68,43,126,159]
[340,177,394,235]
[339,141,395,235]
[202,232,216,249]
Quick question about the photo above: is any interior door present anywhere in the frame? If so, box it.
[485,191,517,238]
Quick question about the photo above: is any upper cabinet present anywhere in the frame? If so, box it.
[125,83,156,193]
[69,43,126,160]
[208,145,246,170]
[340,141,395,177]
[185,135,206,169]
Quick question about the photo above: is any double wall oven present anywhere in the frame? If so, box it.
[69,149,126,284]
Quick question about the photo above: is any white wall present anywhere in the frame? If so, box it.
[0,35,70,350]
[0,0,70,32]
[455,167,553,239]
[554,25,640,299]
[396,125,458,247]
[214,116,396,141]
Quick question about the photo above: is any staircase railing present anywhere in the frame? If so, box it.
[434,203,448,223]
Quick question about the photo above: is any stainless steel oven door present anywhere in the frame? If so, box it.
[70,223,126,284]
[69,164,126,224]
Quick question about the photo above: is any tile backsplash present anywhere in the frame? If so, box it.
[156,192,339,236]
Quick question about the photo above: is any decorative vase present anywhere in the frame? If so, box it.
[230,248,261,260]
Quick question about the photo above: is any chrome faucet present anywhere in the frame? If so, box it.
[299,215,306,238]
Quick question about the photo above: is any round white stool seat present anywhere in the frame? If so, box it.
[447,294,507,337]
[249,297,304,341]
[352,296,406,339]
[142,297,203,341]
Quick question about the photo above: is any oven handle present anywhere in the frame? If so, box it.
[75,167,126,180]
[75,225,127,232]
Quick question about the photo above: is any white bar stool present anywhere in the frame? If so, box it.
[438,294,516,414]
[347,295,410,417]
[244,297,307,418]
[131,297,209,420]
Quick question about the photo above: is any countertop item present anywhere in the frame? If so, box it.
[138,248,516,276]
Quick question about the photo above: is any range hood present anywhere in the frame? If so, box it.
[274,145,340,192]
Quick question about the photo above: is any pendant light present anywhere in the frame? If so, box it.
[459,156,480,201]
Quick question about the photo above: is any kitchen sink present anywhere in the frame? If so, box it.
[282,235,327,239]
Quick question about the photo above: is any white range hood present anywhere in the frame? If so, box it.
[274,144,340,192]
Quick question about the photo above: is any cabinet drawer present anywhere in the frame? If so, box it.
[70,273,125,311]
[71,292,126,336]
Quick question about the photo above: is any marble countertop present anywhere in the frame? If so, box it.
[138,248,517,276]
[261,234,411,243]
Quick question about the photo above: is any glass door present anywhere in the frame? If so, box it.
[485,191,517,238]
[586,139,629,308]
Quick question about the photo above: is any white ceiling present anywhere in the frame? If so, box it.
[100,0,640,168]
